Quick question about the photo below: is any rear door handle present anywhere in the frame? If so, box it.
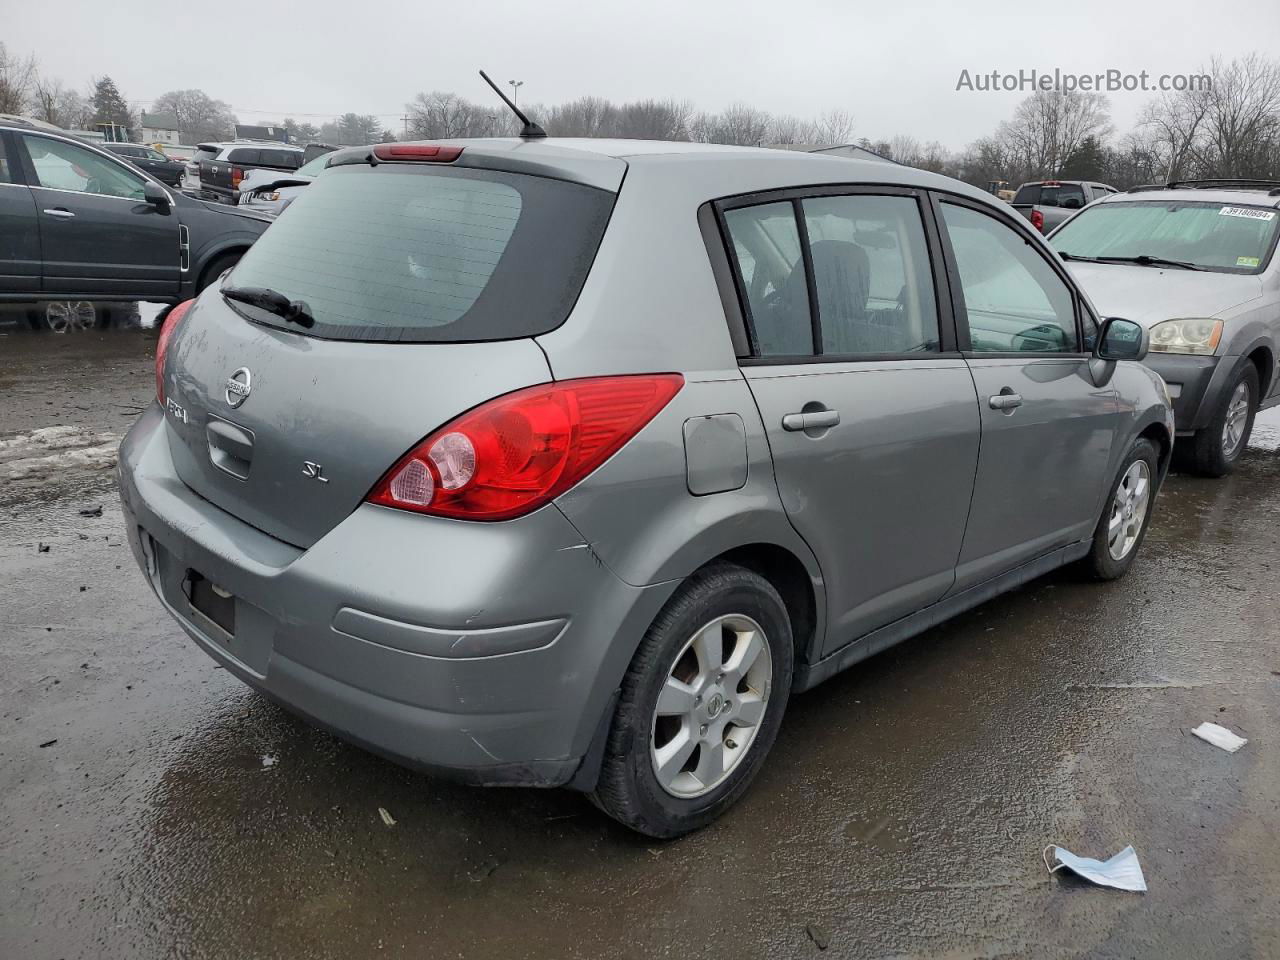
[43,208,75,219]
[988,392,1023,411]
[782,409,841,432]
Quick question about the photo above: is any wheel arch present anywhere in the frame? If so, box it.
[194,244,249,292]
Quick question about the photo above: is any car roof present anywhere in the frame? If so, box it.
[1096,188,1280,208]
[330,137,996,205]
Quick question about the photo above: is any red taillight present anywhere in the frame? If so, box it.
[155,299,194,404]
[372,143,463,163]
[1031,209,1045,232]
[231,166,243,187]
[367,375,684,521]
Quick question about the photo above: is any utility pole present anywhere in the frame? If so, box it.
[508,80,524,108]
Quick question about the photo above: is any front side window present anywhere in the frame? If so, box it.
[940,202,1078,353]
[1050,199,1279,273]
[801,194,939,354]
[21,135,145,200]
[724,202,813,356]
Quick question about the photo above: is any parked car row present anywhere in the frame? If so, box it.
[122,137,1176,839]
[0,118,273,311]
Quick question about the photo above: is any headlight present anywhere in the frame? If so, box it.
[1149,318,1223,356]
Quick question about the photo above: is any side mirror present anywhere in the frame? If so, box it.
[1060,196,1083,209]
[1096,317,1147,362]
[143,181,170,209]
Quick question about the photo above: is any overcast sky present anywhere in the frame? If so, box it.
[7,0,1278,148]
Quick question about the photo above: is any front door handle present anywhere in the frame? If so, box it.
[782,409,841,432]
[989,391,1023,411]
[43,208,75,219]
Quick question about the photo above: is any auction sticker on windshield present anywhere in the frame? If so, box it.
[1219,206,1277,221]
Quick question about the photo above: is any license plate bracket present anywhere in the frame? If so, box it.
[184,570,236,636]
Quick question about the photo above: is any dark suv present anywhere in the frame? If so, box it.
[103,142,187,187]
[197,142,305,204]
[0,122,273,307]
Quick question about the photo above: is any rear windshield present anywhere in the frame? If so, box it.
[195,145,220,160]
[1013,183,1086,208]
[226,164,615,342]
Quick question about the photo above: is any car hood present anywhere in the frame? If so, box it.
[1065,261,1263,327]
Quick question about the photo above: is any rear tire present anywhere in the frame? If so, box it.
[1081,437,1160,581]
[1187,362,1257,478]
[196,252,242,294]
[591,562,793,838]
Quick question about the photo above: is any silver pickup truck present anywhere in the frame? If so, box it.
[1012,179,1118,233]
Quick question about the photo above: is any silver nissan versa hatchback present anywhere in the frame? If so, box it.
[120,138,1174,837]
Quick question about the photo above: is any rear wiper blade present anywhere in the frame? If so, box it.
[1094,254,1203,271]
[222,285,316,327]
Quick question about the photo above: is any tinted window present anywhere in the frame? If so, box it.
[0,135,12,183]
[1050,199,1279,273]
[228,148,262,164]
[227,165,615,343]
[21,135,145,200]
[724,202,813,356]
[801,194,939,354]
[195,145,220,160]
[940,203,1077,353]
[1013,183,1086,208]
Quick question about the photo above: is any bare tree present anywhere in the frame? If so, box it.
[698,104,772,146]
[1198,54,1280,178]
[151,89,237,143]
[406,91,487,139]
[28,69,65,124]
[997,90,1112,179]
[813,109,854,145]
[768,114,818,145]
[0,42,36,115]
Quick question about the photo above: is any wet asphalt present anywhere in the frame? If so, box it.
[2,329,1278,960]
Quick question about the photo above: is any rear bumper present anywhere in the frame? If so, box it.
[118,405,674,787]
[199,186,238,204]
[1144,354,1231,434]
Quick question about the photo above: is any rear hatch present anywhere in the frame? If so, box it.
[162,153,618,548]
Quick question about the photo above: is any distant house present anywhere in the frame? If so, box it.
[139,112,181,145]
[234,124,290,143]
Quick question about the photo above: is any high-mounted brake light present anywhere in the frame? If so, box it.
[155,299,194,404]
[367,375,684,521]
[1030,208,1045,233]
[372,143,464,163]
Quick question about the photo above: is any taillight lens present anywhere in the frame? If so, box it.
[1031,209,1044,232]
[368,375,684,521]
[155,299,194,404]
[231,166,243,187]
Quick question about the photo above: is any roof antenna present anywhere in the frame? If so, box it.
[479,69,546,139]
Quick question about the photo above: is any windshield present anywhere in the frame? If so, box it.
[227,164,615,342]
[293,154,330,177]
[1050,200,1279,273]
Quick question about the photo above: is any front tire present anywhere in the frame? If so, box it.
[1187,362,1257,478]
[592,562,794,838]
[1081,437,1160,581]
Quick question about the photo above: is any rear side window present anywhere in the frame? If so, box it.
[723,202,813,356]
[227,164,615,342]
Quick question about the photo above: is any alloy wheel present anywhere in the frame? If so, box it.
[650,614,773,799]
[1222,381,1251,458]
[1107,459,1151,561]
[45,301,96,334]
